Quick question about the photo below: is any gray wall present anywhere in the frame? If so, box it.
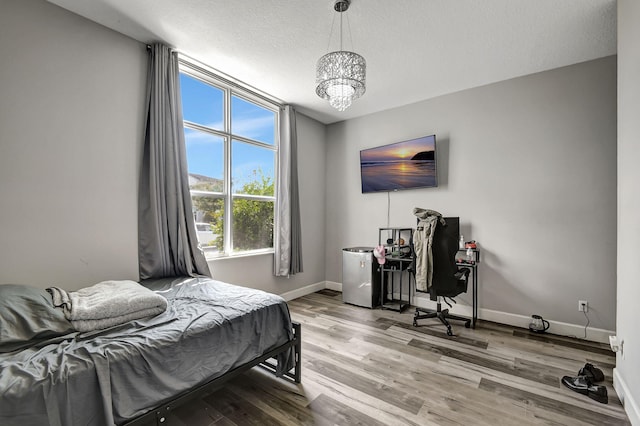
[0,0,328,296]
[0,0,146,290]
[326,56,617,332]
[616,0,640,423]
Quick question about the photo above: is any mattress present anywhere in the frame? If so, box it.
[0,277,294,426]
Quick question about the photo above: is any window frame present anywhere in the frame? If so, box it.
[179,59,281,258]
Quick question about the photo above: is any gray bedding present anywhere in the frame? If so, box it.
[0,277,294,426]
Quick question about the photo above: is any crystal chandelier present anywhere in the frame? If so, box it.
[316,0,366,111]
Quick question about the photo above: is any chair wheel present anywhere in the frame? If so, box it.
[465,321,471,328]
[446,327,453,336]
[413,319,418,327]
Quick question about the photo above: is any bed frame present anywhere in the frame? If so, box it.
[122,321,301,426]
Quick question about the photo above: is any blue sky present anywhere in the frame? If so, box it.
[180,73,275,189]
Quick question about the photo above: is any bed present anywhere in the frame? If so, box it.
[0,276,301,426]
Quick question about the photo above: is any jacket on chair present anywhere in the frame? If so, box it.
[413,208,445,292]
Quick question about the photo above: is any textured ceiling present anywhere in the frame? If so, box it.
[47,0,617,124]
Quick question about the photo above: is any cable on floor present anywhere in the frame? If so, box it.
[583,310,590,339]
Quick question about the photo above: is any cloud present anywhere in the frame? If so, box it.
[231,115,275,143]
[184,127,224,146]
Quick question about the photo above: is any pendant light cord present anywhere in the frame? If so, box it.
[326,13,337,53]
[327,2,351,53]
[346,10,355,51]
[339,7,343,51]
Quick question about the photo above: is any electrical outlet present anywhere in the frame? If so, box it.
[578,300,588,312]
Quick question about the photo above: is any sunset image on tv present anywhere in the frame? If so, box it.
[360,135,436,193]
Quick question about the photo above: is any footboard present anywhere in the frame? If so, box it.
[122,321,302,426]
[258,321,301,383]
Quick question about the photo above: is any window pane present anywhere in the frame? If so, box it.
[180,74,224,130]
[185,129,224,192]
[232,199,274,251]
[231,96,275,145]
[192,196,224,253]
[231,140,275,195]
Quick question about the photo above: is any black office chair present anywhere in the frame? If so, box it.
[413,217,471,336]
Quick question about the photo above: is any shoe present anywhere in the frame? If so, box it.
[578,363,605,382]
[561,375,608,404]
[561,375,590,395]
[587,384,608,404]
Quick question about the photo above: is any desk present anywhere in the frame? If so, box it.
[378,228,414,312]
[379,257,413,312]
[456,248,479,328]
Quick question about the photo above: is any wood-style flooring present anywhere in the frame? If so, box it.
[145,290,630,425]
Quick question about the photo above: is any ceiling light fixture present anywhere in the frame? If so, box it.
[315,0,366,112]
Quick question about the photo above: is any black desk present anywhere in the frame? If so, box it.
[379,257,413,312]
[456,248,479,328]
[378,227,414,313]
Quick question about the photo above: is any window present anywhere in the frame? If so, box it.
[179,62,279,257]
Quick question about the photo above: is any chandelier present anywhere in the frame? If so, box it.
[315,0,366,111]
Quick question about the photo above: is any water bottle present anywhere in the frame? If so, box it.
[466,247,474,262]
[459,235,465,250]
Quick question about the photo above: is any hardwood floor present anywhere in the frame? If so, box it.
[149,290,630,425]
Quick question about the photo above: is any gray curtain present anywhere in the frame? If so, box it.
[274,105,303,276]
[138,43,211,279]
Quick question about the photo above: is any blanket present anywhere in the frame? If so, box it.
[47,280,167,332]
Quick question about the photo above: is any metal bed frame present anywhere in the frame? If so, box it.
[122,321,301,426]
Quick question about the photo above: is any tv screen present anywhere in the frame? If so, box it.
[360,134,437,193]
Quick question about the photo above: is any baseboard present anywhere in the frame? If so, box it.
[279,281,327,301]
[479,307,614,344]
[284,282,614,344]
[356,289,613,344]
[412,293,614,344]
[325,281,342,292]
[614,367,640,425]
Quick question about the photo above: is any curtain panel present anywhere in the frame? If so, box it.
[274,105,303,276]
[138,43,211,279]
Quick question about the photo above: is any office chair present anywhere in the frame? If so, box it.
[413,217,471,336]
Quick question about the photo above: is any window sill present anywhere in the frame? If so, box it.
[205,249,274,261]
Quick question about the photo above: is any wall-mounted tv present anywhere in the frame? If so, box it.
[360,134,437,193]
